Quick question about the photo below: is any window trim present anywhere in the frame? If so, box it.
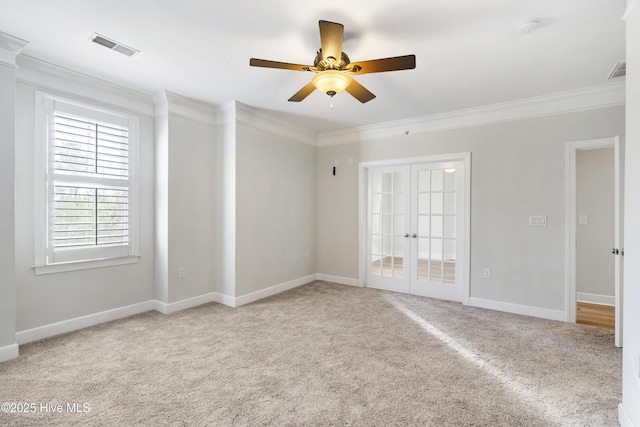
[34,91,140,274]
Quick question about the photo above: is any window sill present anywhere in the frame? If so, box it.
[33,255,140,276]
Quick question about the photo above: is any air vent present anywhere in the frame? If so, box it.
[607,61,626,79]
[90,33,139,57]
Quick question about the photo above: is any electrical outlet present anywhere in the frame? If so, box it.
[483,268,491,279]
[179,267,186,278]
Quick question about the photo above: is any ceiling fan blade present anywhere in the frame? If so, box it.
[288,82,317,102]
[250,58,316,72]
[348,55,416,74]
[319,20,344,62]
[345,79,376,103]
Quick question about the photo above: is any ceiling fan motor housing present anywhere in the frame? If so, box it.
[314,50,351,70]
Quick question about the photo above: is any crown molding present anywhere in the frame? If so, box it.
[623,0,638,20]
[16,55,154,116]
[316,82,626,147]
[154,91,216,126]
[0,31,28,66]
[233,101,317,146]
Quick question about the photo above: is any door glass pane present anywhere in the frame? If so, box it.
[444,216,455,238]
[382,214,392,234]
[418,170,430,191]
[372,194,382,214]
[382,173,392,192]
[393,236,404,278]
[371,255,382,276]
[418,215,429,237]
[431,193,443,214]
[394,194,404,214]
[372,235,381,255]
[430,260,443,282]
[444,193,456,215]
[444,239,456,261]
[417,237,429,281]
[372,173,382,193]
[418,193,430,214]
[382,194,392,214]
[444,169,456,191]
[431,216,443,237]
[393,172,404,192]
[393,215,404,235]
[431,169,444,191]
[444,261,455,284]
[431,238,443,260]
[372,214,381,234]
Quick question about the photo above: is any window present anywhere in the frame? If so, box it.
[35,93,139,273]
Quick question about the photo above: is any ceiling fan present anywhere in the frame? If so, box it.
[249,20,416,103]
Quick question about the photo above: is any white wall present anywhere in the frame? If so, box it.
[576,148,615,301]
[621,2,640,425]
[317,107,625,314]
[235,122,317,297]
[13,61,156,332]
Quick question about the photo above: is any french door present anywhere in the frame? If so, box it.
[366,160,466,302]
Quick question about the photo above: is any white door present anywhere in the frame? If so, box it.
[366,160,466,302]
[366,165,411,293]
[410,162,464,301]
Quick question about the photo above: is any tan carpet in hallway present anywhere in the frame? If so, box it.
[0,281,621,426]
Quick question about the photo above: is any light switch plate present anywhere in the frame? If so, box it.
[578,215,588,225]
[529,216,547,226]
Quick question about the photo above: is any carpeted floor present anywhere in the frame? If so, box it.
[0,281,621,426]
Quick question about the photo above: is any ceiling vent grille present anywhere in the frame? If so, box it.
[607,61,626,79]
[90,33,139,57]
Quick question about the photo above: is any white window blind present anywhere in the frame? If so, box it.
[34,92,140,273]
[52,112,130,250]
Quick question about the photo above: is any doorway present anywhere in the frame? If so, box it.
[359,153,471,303]
[566,136,624,346]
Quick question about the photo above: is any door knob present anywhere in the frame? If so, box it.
[411,233,417,238]
[403,233,409,238]
[611,248,619,255]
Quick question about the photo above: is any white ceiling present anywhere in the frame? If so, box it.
[0,0,627,133]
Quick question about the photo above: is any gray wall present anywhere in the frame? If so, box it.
[317,107,625,312]
[0,55,17,354]
[14,76,156,331]
[235,122,317,297]
[576,148,615,301]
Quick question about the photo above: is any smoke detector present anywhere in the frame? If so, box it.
[607,61,626,79]
[90,33,139,57]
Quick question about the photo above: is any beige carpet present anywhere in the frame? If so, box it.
[0,281,621,426]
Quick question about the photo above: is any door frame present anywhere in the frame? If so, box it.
[565,135,623,347]
[358,152,471,305]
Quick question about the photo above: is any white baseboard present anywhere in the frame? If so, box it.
[619,403,636,427]
[234,274,317,307]
[16,300,156,345]
[469,297,566,322]
[0,343,19,362]
[212,292,236,308]
[316,274,362,287]
[577,292,615,306]
[153,292,220,314]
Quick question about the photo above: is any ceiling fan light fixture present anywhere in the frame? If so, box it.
[312,70,353,97]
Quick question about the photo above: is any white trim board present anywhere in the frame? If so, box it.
[16,300,156,345]
[317,82,625,147]
[233,274,317,307]
[576,292,615,306]
[623,0,638,20]
[0,343,19,363]
[154,292,220,315]
[469,297,566,322]
[619,404,635,427]
[316,274,362,287]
